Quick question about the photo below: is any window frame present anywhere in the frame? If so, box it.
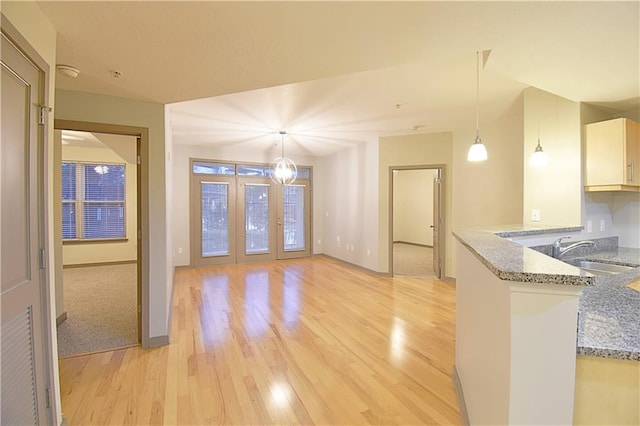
[62,160,128,243]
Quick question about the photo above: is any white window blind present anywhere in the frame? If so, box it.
[62,161,126,240]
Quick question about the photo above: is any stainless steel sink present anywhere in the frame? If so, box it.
[569,260,635,275]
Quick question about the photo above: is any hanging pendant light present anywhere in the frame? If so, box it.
[270,131,297,185]
[530,90,548,167]
[530,139,548,167]
[468,51,488,162]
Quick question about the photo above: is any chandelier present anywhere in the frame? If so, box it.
[270,131,297,185]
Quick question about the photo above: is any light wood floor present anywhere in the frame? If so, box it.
[59,255,460,425]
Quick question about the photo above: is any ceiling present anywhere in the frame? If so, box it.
[39,1,640,157]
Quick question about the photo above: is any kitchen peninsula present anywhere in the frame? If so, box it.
[453,226,640,426]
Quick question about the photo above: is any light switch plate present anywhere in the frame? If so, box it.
[531,209,541,222]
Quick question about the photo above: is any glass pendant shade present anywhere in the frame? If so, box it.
[530,140,548,167]
[269,157,297,185]
[467,134,488,162]
[270,131,297,185]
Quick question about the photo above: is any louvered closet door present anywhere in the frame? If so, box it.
[1,31,49,424]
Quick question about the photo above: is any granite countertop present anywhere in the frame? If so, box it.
[453,226,595,286]
[454,226,640,361]
[565,249,640,361]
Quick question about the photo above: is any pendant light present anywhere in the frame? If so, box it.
[530,90,548,167]
[530,139,548,167]
[270,131,297,185]
[468,51,488,162]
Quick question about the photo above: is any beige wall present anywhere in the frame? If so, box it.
[452,98,524,276]
[2,2,62,424]
[61,143,138,265]
[393,169,437,246]
[379,132,453,275]
[54,89,169,340]
[171,142,319,266]
[320,140,379,270]
[523,87,581,226]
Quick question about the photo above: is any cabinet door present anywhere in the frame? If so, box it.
[624,119,640,186]
[585,119,625,186]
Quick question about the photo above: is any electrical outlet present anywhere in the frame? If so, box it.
[177,247,183,254]
[317,239,322,245]
[586,221,593,233]
[600,219,605,232]
[531,209,541,222]
[367,249,371,256]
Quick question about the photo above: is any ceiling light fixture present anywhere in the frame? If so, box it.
[94,165,109,175]
[56,64,80,78]
[467,51,488,162]
[269,131,297,185]
[530,90,548,167]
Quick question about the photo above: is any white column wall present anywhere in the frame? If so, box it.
[456,242,583,425]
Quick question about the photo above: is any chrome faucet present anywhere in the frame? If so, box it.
[551,237,596,259]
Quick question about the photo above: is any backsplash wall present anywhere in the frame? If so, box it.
[612,192,640,248]
[583,192,640,249]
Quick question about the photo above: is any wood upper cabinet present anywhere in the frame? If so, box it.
[584,118,640,192]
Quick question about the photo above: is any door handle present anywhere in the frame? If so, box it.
[429,225,434,229]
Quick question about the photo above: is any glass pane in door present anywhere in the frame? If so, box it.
[201,182,229,257]
[283,186,305,251]
[245,184,270,254]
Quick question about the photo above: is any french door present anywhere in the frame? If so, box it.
[277,183,311,260]
[190,161,311,266]
[237,178,277,263]
[191,176,237,266]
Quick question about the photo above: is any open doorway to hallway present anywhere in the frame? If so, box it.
[391,167,444,278]
[54,128,141,357]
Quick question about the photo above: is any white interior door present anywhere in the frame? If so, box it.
[1,31,50,424]
[433,171,443,279]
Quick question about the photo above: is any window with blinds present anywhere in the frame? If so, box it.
[62,161,126,240]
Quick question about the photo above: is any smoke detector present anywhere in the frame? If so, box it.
[56,64,80,78]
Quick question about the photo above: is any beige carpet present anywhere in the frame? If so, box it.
[57,263,138,358]
[393,242,434,277]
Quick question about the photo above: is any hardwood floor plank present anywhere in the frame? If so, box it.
[59,256,461,425]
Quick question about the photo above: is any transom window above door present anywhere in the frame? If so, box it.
[193,161,311,179]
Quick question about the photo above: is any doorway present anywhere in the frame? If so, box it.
[54,120,149,353]
[190,160,312,266]
[390,166,445,278]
